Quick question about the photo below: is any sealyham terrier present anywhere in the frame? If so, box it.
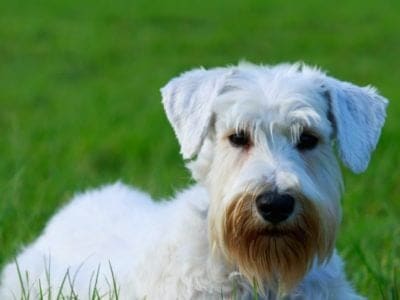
[0,63,388,299]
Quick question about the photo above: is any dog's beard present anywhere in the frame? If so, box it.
[221,194,337,293]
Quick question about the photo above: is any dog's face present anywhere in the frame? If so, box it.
[203,76,342,291]
[161,63,387,292]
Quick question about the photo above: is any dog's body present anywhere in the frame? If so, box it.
[0,63,387,299]
[0,183,357,299]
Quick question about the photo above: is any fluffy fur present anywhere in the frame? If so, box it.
[0,62,388,299]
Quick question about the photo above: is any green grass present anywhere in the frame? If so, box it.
[0,0,399,298]
[14,259,120,299]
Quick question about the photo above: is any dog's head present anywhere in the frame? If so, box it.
[161,63,388,292]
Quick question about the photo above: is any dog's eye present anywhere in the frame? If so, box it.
[228,131,250,148]
[296,132,319,151]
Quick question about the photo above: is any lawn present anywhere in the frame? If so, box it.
[0,0,399,298]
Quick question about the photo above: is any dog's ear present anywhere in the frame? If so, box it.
[325,78,388,173]
[161,68,228,159]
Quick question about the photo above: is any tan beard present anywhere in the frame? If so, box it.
[222,193,337,293]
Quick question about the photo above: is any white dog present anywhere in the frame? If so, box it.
[0,63,388,299]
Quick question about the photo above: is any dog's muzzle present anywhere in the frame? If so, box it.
[255,191,295,224]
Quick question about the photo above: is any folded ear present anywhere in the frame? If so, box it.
[161,67,229,160]
[325,78,388,173]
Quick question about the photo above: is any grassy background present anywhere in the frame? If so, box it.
[0,0,399,298]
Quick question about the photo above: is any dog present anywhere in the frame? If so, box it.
[0,62,388,299]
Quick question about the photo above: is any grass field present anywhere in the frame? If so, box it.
[0,0,399,298]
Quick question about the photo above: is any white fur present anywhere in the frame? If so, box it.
[0,63,388,299]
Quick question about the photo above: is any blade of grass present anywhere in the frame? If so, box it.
[14,259,28,300]
[90,265,101,300]
[55,269,69,300]
[38,279,44,300]
[44,255,52,300]
[108,261,119,300]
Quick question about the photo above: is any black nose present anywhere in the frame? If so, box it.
[255,191,295,224]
